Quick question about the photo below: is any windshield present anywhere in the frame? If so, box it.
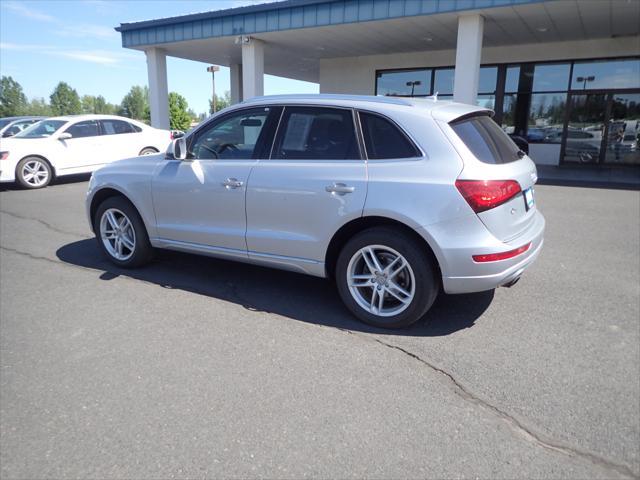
[0,119,11,129]
[15,120,66,138]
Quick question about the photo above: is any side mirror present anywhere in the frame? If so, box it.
[172,137,188,160]
[58,132,72,140]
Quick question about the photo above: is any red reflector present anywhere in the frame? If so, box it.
[455,179,522,213]
[473,243,531,263]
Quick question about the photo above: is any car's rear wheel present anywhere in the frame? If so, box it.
[94,196,153,268]
[335,227,439,328]
[16,157,52,189]
[139,147,158,156]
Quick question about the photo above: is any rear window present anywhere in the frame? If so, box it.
[451,114,521,164]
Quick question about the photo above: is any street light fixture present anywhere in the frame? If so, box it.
[405,80,421,97]
[207,65,220,113]
[576,75,595,90]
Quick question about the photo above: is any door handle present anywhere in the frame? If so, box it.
[325,182,355,195]
[223,178,243,189]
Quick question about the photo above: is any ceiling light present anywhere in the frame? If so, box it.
[536,27,548,32]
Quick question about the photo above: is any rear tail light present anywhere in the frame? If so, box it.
[473,243,531,263]
[0,151,9,160]
[169,131,174,140]
[455,179,521,213]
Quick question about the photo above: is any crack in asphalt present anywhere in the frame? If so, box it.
[1,222,638,478]
[337,328,639,479]
[0,210,92,239]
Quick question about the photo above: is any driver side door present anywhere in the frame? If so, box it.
[151,106,280,254]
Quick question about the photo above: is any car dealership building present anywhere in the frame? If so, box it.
[116,0,640,168]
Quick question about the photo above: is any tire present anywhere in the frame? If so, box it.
[335,227,439,328]
[139,147,158,156]
[93,196,153,268]
[16,156,52,189]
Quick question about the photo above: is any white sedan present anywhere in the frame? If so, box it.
[0,114,172,188]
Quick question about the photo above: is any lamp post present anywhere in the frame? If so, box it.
[405,80,421,97]
[207,65,220,113]
[576,75,595,90]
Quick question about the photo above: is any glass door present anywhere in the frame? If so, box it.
[561,94,607,164]
[603,92,640,165]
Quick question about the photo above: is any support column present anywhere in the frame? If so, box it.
[241,37,264,100]
[453,14,484,105]
[145,48,169,129]
[230,63,243,104]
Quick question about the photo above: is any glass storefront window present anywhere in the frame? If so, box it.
[501,94,517,133]
[432,67,497,96]
[572,59,640,90]
[476,94,495,111]
[604,93,640,165]
[376,69,430,97]
[527,93,567,143]
[505,66,520,93]
[433,68,454,95]
[532,63,570,92]
[479,67,498,94]
[505,63,570,93]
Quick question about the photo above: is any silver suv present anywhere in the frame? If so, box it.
[86,95,545,328]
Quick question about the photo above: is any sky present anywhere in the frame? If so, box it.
[0,0,319,114]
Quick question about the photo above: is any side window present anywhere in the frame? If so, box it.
[100,120,135,135]
[359,112,420,159]
[189,108,271,160]
[5,120,38,136]
[65,120,100,139]
[272,107,360,160]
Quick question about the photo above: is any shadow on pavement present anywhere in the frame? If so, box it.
[0,173,91,192]
[57,239,494,336]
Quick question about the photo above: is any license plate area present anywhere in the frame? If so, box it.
[523,187,535,211]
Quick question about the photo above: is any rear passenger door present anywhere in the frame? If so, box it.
[99,119,139,161]
[245,106,367,266]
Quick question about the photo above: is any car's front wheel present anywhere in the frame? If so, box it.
[94,196,153,268]
[16,157,52,189]
[335,227,439,328]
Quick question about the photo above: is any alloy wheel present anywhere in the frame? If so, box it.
[99,208,136,261]
[21,160,49,187]
[347,245,416,317]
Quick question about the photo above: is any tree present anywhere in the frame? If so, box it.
[169,92,191,131]
[119,86,149,121]
[50,82,81,115]
[24,97,52,116]
[94,95,117,115]
[81,94,96,114]
[0,76,27,116]
[208,90,231,115]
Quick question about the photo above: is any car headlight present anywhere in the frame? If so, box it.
[0,151,9,160]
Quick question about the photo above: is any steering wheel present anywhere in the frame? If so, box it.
[199,144,219,159]
[218,143,239,154]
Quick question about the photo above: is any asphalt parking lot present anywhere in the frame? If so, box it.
[1,177,638,479]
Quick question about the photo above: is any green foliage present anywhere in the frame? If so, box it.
[24,98,52,116]
[208,90,231,114]
[0,76,28,116]
[169,92,191,131]
[119,86,149,121]
[80,94,117,115]
[50,82,81,116]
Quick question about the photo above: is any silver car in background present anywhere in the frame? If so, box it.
[86,94,545,328]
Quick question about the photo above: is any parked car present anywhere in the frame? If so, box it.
[0,115,171,188]
[0,116,45,138]
[86,95,545,328]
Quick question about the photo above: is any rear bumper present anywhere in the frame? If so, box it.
[418,210,545,294]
